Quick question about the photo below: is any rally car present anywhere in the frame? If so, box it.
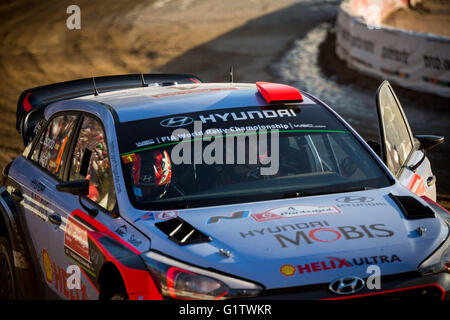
[0,74,448,300]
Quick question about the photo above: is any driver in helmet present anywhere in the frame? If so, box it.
[125,149,172,200]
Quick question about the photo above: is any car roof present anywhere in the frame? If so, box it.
[74,82,317,123]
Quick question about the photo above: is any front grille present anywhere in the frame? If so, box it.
[259,272,446,300]
[354,285,445,300]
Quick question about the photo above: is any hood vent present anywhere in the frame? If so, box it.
[389,194,435,220]
[155,217,212,246]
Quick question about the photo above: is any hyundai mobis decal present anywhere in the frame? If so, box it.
[117,104,348,156]
[239,220,395,248]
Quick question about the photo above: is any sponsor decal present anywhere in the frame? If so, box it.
[128,234,143,247]
[109,141,122,194]
[42,249,53,283]
[274,224,394,248]
[334,196,387,208]
[160,116,194,128]
[196,109,297,125]
[22,193,53,221]
[135,139,155,148]
[113,223,146,249]
[31,179,46,193]
[407,173,426,197]
[251,205,340,222]
[207,210,250,224]
[239,220,330,238]
[155,211,178,220]
[280,255,401,276]
[336,196,374,203]
[121,153,138,164]
[116,225,127,237]
[308,228,342,243]
[134,108,302,150]
[118,106,346,158]
[135,211,178,222]
[134,212,155,222]
[280,264,296,277]
[239,222,394,248]
[89,249,100,267]
[329,276,365,295]
[64,215,90,263]
[41,249,88,300]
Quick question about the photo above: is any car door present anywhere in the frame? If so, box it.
[23,112,120,300]
[376,81,443,201]
[19,112,83,299]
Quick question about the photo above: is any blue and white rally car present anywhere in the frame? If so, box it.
[0,74,448,300]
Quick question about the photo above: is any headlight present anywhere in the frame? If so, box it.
[418,230,450,275]
[141,250,264,300]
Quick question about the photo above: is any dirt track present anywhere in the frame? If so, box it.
[0,0,449,208]
[0,0,317,162]
[0,0,337,167]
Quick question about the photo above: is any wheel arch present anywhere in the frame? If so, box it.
[0,186,46,299]
[97,261,127,300]
[0,187,21,252]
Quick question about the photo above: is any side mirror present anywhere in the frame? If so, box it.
[415,135,444,151]
[56,179,89,196]
[56,179,99,218]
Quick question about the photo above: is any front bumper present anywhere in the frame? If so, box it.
[251,271,450,300]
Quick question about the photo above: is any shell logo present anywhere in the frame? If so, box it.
[280,264,296,277]
[42,249,53,284]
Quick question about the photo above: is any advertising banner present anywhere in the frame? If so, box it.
[336,1,450,97]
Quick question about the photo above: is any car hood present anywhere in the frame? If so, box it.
[134,186,448,289]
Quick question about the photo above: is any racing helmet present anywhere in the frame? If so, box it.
[133,149,172,199]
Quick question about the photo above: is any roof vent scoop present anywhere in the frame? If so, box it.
[256,81,303,104]
[155,217,212,246]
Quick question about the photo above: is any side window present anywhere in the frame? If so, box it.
[31,114,78,177]
[377,83,413,175]
[69,117,116,211]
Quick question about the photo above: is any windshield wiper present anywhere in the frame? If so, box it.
[308,185,374,197]
[282,190,311,199]
[339,186,374,193]
[282,185,373,199]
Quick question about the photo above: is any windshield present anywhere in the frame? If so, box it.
[117,104,391,209]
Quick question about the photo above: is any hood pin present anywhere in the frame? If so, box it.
[218,249,231,257]
[417,227,427,236]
